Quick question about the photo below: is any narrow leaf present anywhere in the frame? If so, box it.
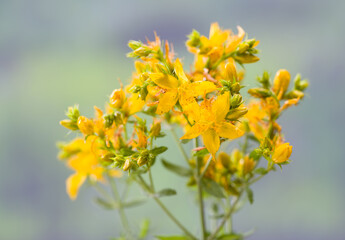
[122,198,146,208]
[139,219,150,239]
[162,159,192,177]
[201,179,226,198]
[246,187,254,204]
[94,197,115,210]
[151,146,168,155]
[156,188,177,198]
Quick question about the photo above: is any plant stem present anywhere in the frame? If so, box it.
[200,155,213,179]
[107,175,133,239]
[135,175,197,240]
[171,128,190,164]
[195,137,207,240]
[208,193,243,240]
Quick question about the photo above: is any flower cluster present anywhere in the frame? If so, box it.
[58,23,308,240]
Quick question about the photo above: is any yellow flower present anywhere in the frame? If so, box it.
[181,92,244,158]
[109,88,126,108]
[77,116,94,135]
[272,142,292,163]
[151,58,217,115]
[64,136,121,200]
[273,69,291,99]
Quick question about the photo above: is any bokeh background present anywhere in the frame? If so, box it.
[1,0,344,239]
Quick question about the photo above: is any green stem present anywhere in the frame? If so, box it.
[208,193,243,240]
[200,155,213,179]
[195,138,207,240]
[135,175,197,240]
[107,175,133,239]
[170,128,190,164]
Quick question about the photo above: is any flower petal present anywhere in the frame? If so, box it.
[66,173,86,200]
[216,121,244,140]
[156,89,178,114]
[189,81,217,97]
[174,58,188,83]
[202,129,220,159]
[150,73,179,89]
[181,123,209,140]
[212,91,230,122]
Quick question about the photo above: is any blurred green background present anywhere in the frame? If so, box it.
[1,0,344,239]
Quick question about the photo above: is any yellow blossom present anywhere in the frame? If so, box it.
[181,92,244,158]
[77,116,94,135]
[109,88,126,108]
[273,69,291,99]
[272,142,292,163]
[151,58,217,115]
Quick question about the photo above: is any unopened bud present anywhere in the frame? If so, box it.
[77,116,94,135]
[150,122,161,137]
[230,94,243,108]
[128,40,142,50]
[234,53,260,64]
[273,69,290,98]
[60,119,79,130]
[123,158,132,171]
[225,59,237,81]
[237,42,249,54]
[109,89,126,109]
[134,47,152,57]
[186,30,201,47]
[137,150,149,166]
[272,143,292,164]
[227,107,248,120]
[286,90,304,99]
[248,88,271,98]
[218,152,231,169]
[230,82,241,94]
[66,105,80,121]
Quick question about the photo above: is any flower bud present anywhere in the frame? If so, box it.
[77,116,94,135]
[248,88,271,98]
[150,122,161,137]
[109,89,126,109]
[137,149,149,166]
[60,119,79,131]
[134,47,152,57]
[224,59,237,81]
[286,90,304,99]
[218,152,231,169]
[186,30,201,48]
[128,40,142,50]
[273,69,290,99]
[234,53,260,64]
[238,156,255,176]
[66,105,80,121]
[272,143,292,164]
[230,82,241,94]
[122,158,132,171]
[237,42,249,54]
[226,107,248,120]
[230,94,243,108]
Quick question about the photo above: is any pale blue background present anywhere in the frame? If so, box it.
[1,0,344,239]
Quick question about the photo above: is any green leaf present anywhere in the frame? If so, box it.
[246,187,254,204]
[193,148,209,157]
[151,146,168,156]
[139,219,150,239]
[201,179,226,198]
[181,139,191,144]
[162,159,192,177]
[156,236,191,240]
[94,197,115,210]
[156,188,177,198]
[254,167,268,175]
[122,198,146,208]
